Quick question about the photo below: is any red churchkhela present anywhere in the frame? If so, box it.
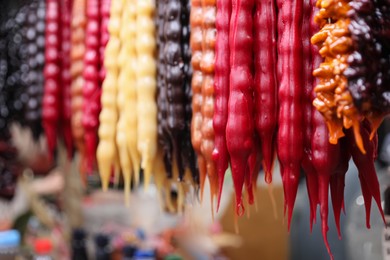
[226,0,255,216]
[43,0,61,158]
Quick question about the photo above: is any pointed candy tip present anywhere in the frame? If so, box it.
[211,195,215,222]
[352,123,366,154]
[321,224,334,260]
[287,206,294,232]
[379,206,386,226]
[265,171,272,184]
[309,222,313,234]
[262,159,272,183]
[282,168,300,232]
[234,213,240,234]
[236,202,245,217]
[102,181,109,192]
[216,167,227,213]
[335,222,342,239]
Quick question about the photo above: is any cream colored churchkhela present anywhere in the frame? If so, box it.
[135,0,158,190]
[97,0,122,191]
[116,0,134,205]
[123,0,142,187]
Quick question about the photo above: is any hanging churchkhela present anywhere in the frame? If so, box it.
[0,3,31,201]
[71,0,87,176]
[60,0,74,159]
[25,0,46,140]
[42,0,61,158]
[116,0,135,205]
[97,0,121,191]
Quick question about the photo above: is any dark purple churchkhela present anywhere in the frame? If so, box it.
[0,23,10,140]
[164,0,186,180]
[156,0,198,183]
[25,0,45,139]
[157,0,173,178]
[0,142,21,200]
[344,0,390,115]
[4,5,29,129]
[180,0,199,184]
[0,4,30,200]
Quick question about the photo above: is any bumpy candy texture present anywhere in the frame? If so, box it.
[200,0,218,208]
[164,0,186,180]
[344,0,390,117]
[156,0,172,177]
[0,5,32,200]
[43,0,62,157]
[157,0,197,183]
[190,0,209,199]
[135,0,158,188]
[60,0,74,158]
[97,0,120,191]
[4,5,29,128]
[82,0,103,173]
[0,24,10,139]
[25,0,45,140]
[180,0,199,185]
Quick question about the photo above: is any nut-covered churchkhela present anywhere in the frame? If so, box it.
[311,0,363,150]
[343,0,390,231]
[25,0,45,140]
[311,0,389,257]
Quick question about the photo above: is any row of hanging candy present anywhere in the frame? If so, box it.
[0,0,106,174]
[96,0,196,211]
[0,0,192,212]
